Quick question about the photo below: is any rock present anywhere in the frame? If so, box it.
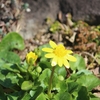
[19,0,100,39]
[18,0,59,39]
[60,0,100,25]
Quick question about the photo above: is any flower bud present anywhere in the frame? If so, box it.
[58,75,64,81]
[26,52,38,65]
[36,66,42,73]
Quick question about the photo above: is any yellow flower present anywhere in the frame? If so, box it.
[26,52,38,65]
[42,40,76,68]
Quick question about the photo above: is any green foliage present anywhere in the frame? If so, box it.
[0,32,100,100]
[0,32,25,51]
[0,51,21,63]
[54,92,72,100]
[0,32,25,63]
[49,21,61,33]
[76,86,89,100]
[39,68,51,89]
[21,81,33,91]
[76,74,100,91]
[69,54,86,71]
[22,3,29,10]
[36,93,47,100]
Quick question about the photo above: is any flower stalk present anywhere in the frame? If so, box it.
[48,66,56,99]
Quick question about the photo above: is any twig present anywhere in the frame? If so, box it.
[81,51,99,65]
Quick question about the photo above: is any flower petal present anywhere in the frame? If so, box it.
[45,53,55,58]
[51,56,57,66]
[42,48,53,52]
[64,59,69,68]
[49,40,57,48]
[66,50,73,54]
[66,55,77,61]
[58,58,63,67]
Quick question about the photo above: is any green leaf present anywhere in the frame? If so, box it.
[0,72,19,88]
[68,82,80,94]
[70,54,86,71]
[76,74,100,91]
[39,68,51,89]
[21,81,33,91]
[0,32,25,51]
[7,91,23,100]
[90,93,100,100]
[0,94,6,100]
[0,85,7,100]
[51,68,67,92]
[49,21,61,33]
[54,92,72,100]
[35,43,50,58]
[76,69,92,75]
[31,86,43,100]
[0,32,25,64]
[0,58,6,64]
[0,61,20,73]
[55,66,67,77]
[0,51,21,63]
[6,72,19,84]
[90,97,100,100]
[36,93,47,100]
[39,61,52,70]
[0,71,6,81]
[77,86,89,100]
[66,72,83,83]
[55,80,67,93]
[29,90,35,97]
[21,92,31,100]
[67,81,81,99]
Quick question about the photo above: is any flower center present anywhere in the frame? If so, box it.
[54,44,67,57]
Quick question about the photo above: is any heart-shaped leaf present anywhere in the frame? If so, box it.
[21,81,33,91]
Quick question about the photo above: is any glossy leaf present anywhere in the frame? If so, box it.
[0,72,19,88]
[36,93,47,100]
[69,54,86,71]
[68,82,80,94]
[55,80,67,93]
[21,81,33,91]
[76,74,100,91]
[55,66,67,77]
[0,32,25,64]
[0,62,20,73]
[0,51,21,63]
[77,86,89,100]
[39,68,51,89]
[0,85,6,100]
[90,93,100,100]
[76,69,92,75]
[0,32,25,51]
[39,61,51,70]
[21,92,31,100]
[54,92,72,100]
[31,86,43,100]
